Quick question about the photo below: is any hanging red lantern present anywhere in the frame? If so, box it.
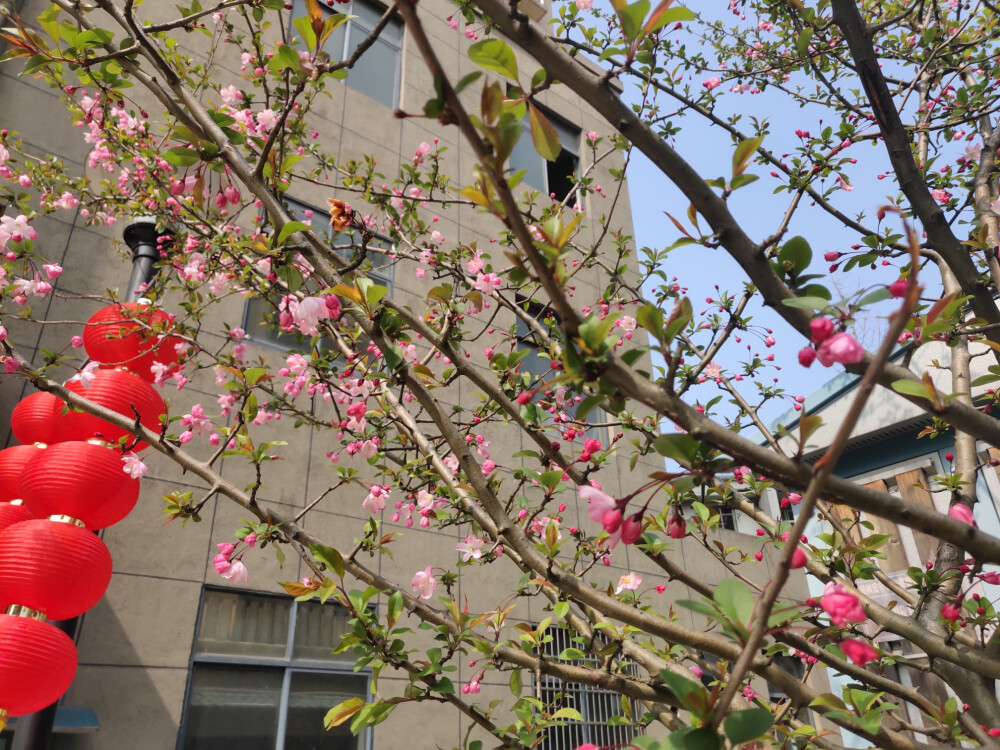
[0,445,45,502]
[0,614,77,725]
[10,391,64,446]
[19,441,140,530]
[0,502,34,532]
[0,520,112,621]
[83,303,182,381]
[55,368,165,451]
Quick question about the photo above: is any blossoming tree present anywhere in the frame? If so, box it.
[4,0,1000,748]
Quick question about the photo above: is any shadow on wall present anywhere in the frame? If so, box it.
[51,593,189,750]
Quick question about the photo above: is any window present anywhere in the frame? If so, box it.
[179,589,368,750]
[779,502,794,523]
[243,197,394,350]
[290,0,404,109]
[515,300,605,444]
[508,107,580,204]
[539,626,636,750]
[720,507,737,531]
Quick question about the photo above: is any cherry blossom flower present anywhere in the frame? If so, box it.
[615,572,641,594]
[820,582,866,626]
[931,188,952,204]
[575,0,593,9]
[412,566,437,600]
[815,333,864,367]
[256,109,278,131]
[456,534,486,562]
[221,559,249,583]
[362,485,389,514]
[703,77,721,90]
[839,638,878,667]
[122,453,147,479]
[948,503,976,526]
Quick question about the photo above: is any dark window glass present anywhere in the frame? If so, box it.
[284,671,368,750]
[183,664,284,750]
[509,109,581,204]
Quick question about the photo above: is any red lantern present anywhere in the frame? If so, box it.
[0,445,45,502]
[0,520,112,621]
[10,391,64,446]
[0,502,34,532]
[55,368,165,451]
[0,614,77,721]
[19,442,140,530]
[83,303,182,381]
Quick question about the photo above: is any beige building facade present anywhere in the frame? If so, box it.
[0,1,811,748]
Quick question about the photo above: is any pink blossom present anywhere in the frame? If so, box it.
[256,109,278,131]
[703,77,721,90]
[889,279,907,298]
[798,347,816,367]
[42,263,63,280]
[941,601,962,621]
[71,335,84,348]
[931,188,952,204]
[820,582,866,626]
[790,547,807,568]
[809,318,834,344]
[412,566,437,599]
[948,503,976,526]
[839,638,878,667]
[667,511,686,539]
[615,572,641,594]
[456,534,486,562]
[574,0,593,9]
[815,333,864,367]
[220,559,249,583]
[363,485,389,514]
[581,484,616,525]
[742,685,758,700]
[122,453,147,479]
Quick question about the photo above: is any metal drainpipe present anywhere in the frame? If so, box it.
[10,217,169,750]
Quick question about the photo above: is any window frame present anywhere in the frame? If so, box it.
[176,586,373,750]
[290,0,404,109]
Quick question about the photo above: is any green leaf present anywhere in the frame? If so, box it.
[292,15,317,51]
[652,434,701,465]
[732,136,763,176]
[660,670,709,717]
[310,542,346,578]
[890,379,935,401]
[723,708,773,744]
[618,0,650,41]
[661,727,722,750]
[324,697,365,728]
[277,220,310,246]
[468,38,518,80]
[558,648,586,660]
[643,2,695,35]
[796,28,813,57]
[509,668,522,697]
[714,578,755,626]
[387,590,403,625]
[163,146,200,166]
[777,236,812,277]
[781,296,831,311]
[857,287,892,307]
[268,43,301,74]
[528,102,561,161]
[551,707,583,721]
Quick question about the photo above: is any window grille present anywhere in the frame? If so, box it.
[538,626,636,750]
